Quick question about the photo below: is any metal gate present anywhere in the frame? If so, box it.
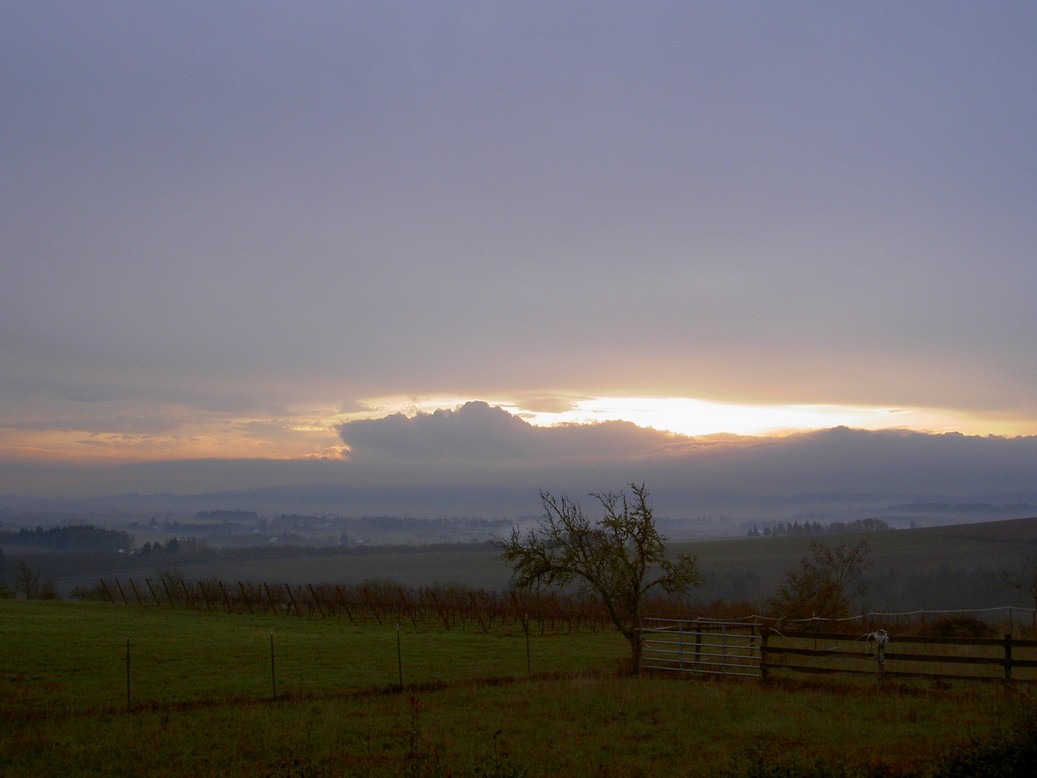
[640,618,762,678]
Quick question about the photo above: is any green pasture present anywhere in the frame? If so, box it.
[0,600,626,716]
[3,600,1035,777]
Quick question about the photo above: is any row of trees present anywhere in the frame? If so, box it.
[747,518,891,537]
[0,524,133,552]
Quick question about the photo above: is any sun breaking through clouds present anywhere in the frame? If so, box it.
[1,3,1036,500]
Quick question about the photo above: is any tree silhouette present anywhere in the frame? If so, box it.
[498,483,701,672]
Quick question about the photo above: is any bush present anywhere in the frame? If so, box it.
[927,615,997,639]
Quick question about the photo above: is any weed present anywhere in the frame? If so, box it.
[931,692,1037,777]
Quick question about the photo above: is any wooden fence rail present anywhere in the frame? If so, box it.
[641,620,1037,685]
[761,628,1037,684]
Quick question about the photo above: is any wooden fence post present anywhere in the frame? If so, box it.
[760,629,769,683]
[1004,633,1013,684]
[678,621,685,671]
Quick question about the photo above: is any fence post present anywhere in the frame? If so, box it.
[270,630,277,700]
[1004,633,1013,685]
[125,636,131,711]
[524,613,531,678]
[678,621,685,671]
[396,620,404,690]
[759,629,769,684]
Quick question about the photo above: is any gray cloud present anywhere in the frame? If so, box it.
[337,401,692,463]
[333,404,1037,505]
[4,407,1037,520]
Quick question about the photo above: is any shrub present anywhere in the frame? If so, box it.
[927,615,996,639]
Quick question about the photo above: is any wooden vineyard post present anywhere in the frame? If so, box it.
[284,584,299,616]
[398,587,417,627]
[469,592,489,634]
[128,578,144,606]
[263,582,277,613]
[145,578,161,607]
[362,587,383,625]
[99,578,115,604]
[429,589,450,630]
[335,585,354,622]
[160,576,176,608]
[239,582,254,614]
[219,581,233,612]
[308,584,326,618]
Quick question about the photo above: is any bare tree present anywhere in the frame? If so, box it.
[767,540,870,623]
[498,483,701,672]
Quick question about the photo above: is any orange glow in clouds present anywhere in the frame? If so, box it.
[2,396,1030,468]
[511,397,961,437]
[357,395,1032,438]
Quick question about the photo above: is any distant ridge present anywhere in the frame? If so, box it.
[910,514,1037,543]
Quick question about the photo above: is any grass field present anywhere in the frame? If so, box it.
[2,600,1034,777]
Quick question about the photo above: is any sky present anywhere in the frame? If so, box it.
[2,2,1036,504]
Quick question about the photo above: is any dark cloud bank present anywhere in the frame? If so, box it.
[4,403,1036,523]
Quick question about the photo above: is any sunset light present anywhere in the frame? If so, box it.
[2,3,1035,502]
[351,396,1033,439]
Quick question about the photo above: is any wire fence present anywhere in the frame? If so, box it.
[7,576,1035,720]
[1,594,623,719]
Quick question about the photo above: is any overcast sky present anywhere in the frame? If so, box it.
[2,2,1036,500]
